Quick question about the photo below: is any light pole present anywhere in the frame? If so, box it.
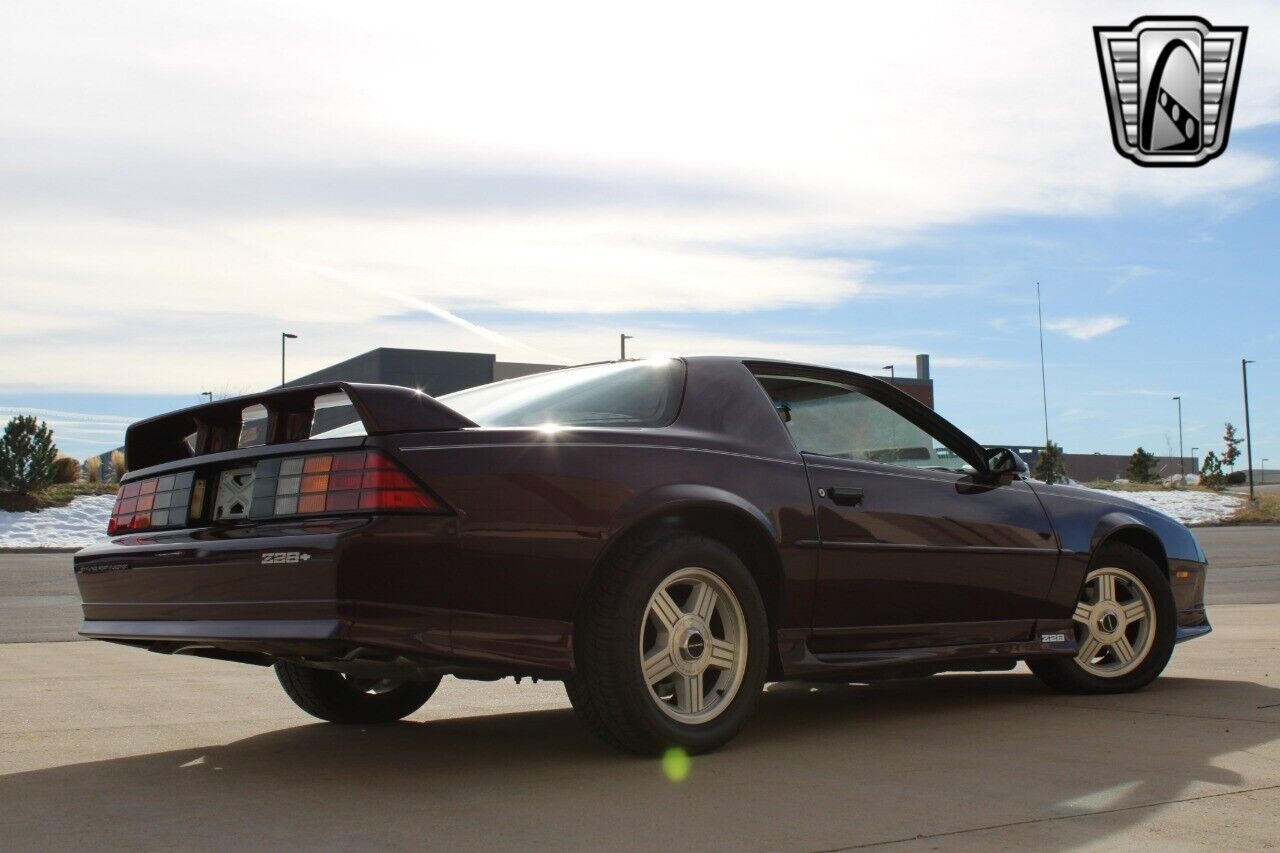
[620,334,634,360]
[882,364,895,379]
[1172,396,1184,483]
[281,333,298,386]
[201,391,213,403]
[1243,359,1256,502]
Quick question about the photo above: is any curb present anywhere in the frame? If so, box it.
[0,547,82,554]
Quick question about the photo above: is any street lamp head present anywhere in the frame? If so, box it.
[283,333,298,340]
[1172,395,1180,401]
[882,365,892,371]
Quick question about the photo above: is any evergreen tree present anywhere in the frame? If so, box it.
[0,415,58,494]
[1223,422,1242,470]
[1200,450,1226,490]
[1124,446,1159,484]
[1032,440,1067,484]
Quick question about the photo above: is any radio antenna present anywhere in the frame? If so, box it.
[1037,282,1050,447]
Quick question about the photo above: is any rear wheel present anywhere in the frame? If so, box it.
[1029,543,1176,694]
[274,661,440,724]
[566,533,768,755]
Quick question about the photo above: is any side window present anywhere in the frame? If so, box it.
[758,375,970,473]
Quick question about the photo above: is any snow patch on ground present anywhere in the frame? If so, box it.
[0,486,1249,549]
[1096,489,1244,526]
[0,495,114,548]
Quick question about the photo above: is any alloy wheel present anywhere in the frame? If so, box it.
[640,567,748,725]
[1072,566,1157,677]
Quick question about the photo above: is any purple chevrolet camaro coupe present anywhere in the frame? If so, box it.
[74,357,1209,754]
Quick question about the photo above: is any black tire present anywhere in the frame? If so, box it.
[565,532,769,756]
[1028,543,1176,694]
[274,661,440,724]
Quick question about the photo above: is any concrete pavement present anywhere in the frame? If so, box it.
[2,606,1278,850]
[1,527,1278,849]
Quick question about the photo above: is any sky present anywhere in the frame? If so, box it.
[2,1,1278,467]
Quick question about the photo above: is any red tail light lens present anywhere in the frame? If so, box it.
[107,471,194,535]
[107,451,441,534]
[248,451,444,520]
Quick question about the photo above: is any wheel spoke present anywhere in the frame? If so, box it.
[689,580,718,622]
[641,567,749,725]
[675,672,704,715]
[1122,600,1146,623]
[1097,573,1117,603]
[650,588,682,631]
[708,637,736,669]
[1073,601,1094,624]
[643,649,678,686]
[1110,636,1136,665]
[1076,634,1102,663]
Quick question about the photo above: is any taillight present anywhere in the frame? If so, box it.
[249,450,444,519]
[107,471,194,534]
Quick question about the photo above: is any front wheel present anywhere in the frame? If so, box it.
[1029,543,1176,694]
[566,533,769,755]
[275,661,440,724]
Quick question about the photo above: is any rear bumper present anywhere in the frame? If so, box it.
[73,515,574,677]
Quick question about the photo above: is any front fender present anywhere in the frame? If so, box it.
[1089,511,1163,557]
[1030,483,1206,616]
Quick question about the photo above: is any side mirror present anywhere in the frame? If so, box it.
[986,447,1029,477]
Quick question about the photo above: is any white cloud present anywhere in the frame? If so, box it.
[1045,316,1128,340]
[0,407,136,424]
[0,1,1278,391]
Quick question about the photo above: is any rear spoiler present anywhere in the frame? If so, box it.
[125,382,478,471]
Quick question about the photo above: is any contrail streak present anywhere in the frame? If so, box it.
[283,259,573,365]
[202,228,574,365]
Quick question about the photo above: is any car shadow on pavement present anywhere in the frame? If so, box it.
[4,673,1279,850]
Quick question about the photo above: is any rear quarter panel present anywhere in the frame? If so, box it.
[382,358,819,631]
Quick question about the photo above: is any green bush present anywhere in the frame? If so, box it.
[0,415,59,494]
[52,456,81,484]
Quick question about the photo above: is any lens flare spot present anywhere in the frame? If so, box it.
[661,747,691,782]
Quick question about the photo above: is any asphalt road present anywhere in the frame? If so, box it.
[3,526,1277,644]
[1,528,1277,849]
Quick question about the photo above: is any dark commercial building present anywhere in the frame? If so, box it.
[284,348,561,397]
[890,354,935,409]
[1009,446,1199,483]
[287,348,938,408]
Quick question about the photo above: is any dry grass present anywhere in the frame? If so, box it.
[85,456,101,483]
[1221,494,1280,525]
[1081,480,1219,494]
[109,449,126,482]
[0,482,118,512]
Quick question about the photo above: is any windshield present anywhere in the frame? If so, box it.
[438,359,685,428]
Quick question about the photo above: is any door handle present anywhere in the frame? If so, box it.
[823,486,864,506]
